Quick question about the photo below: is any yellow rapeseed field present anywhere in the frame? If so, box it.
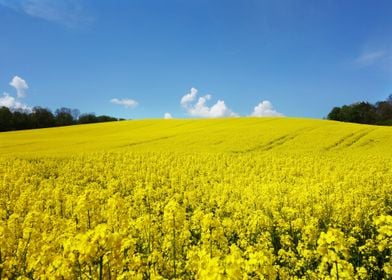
[0,118,391,279]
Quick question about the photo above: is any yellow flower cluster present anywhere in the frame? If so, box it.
[0,118,391,278]
[0,150,391,279]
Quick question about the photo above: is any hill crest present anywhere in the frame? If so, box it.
[0,118,391,157]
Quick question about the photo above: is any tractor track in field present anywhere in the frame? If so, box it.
[261,134,296,151]
[324,128,376,151]
[259,126,321,152]
[119,136,174,148]
[232,126,318,153]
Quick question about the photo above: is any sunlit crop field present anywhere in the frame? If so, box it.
[0,118,392,279]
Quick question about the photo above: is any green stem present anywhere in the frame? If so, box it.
[87,210,91,229]
[21,232,32,274]
[0,249,3,280]
[107,260,111,280]
[172,213,176,279]
[209,226,213,258]
[98,255,103,280]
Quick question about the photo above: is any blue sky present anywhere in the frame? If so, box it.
[1,0,392,119]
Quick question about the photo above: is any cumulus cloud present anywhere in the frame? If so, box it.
[10,75,28,98]
[0,93,31,111]
[180,87,198,106]
[180,88,237,118]
[0,76,31,111]
[164,112,173,119]
[0,93,16,108]
[110,98,138,108]
[251,100,284,117]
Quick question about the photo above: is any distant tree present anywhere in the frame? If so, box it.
[55,107,72,116]
[327,107,342,121]
[0,106,13,131]
[387,94,392,105]
[55,107,74,126]
[330,102,377,124]
[328,96,392,125]
[336,105,353,122]
[71,109,80,121]
[350,102,377,124]
[12,110,32,130]
[31,107,55,128]
[375,100,392,125]
[0,105,120,132]
[96,115,117,122]
[78,113,98,124]
[376,101,392,118]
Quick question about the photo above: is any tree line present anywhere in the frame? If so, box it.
[0,106,125,132]
[327,95,392,125]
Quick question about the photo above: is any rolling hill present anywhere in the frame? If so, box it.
[1,117,392,279]
[0,117,391,156]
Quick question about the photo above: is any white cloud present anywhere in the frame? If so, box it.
[110,98,138,108]
[164,112,173,119]
[353,50,388,67]
[180,87,198,106]
[0,92,31,111]
[251,100,284,117]
[0,76,31,111]
[0,0,92,28]
[0,93,16,108]
[180,88,237,118]
[10,75,28,98]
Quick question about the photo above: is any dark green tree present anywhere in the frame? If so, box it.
[31,107,55,128]
[327,107,342,121]
[328,96,392,125]
[0,106,13,131]
[71,109,80,121]
[96,115,117,122]
[350,102,377,124]
[78,113,98,124]
[55,107,74,126]
[12,110,32,130]
[0,106,119,132]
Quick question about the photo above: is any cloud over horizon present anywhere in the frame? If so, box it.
[10,75,28,98]
[0,93,31,111]
[0,76,31,111]
[163,112,173,119]
[180,87,237,118]
[110,98,138,108]
[251,100,284,117]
